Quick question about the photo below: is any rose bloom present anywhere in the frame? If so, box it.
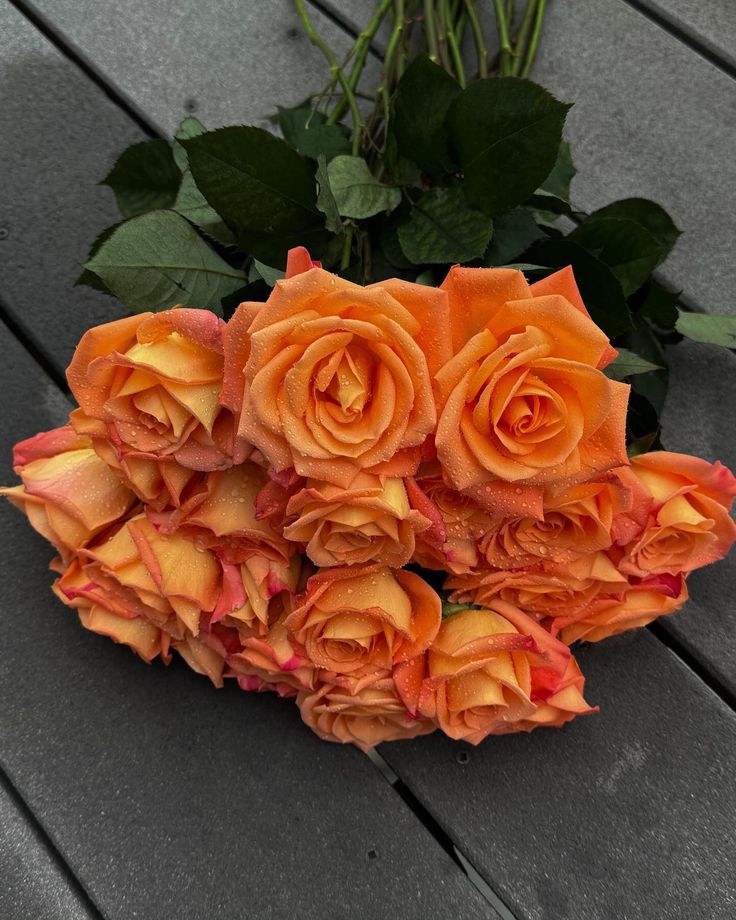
[406,460,491,574]
[67,308,249,509]
[285,565,441,675]
[231,263,453,487]
[297,670,434,751]
[481,468,650,569]
[149,461,291,564]
[434,266,628,514]
[395,601,586,744]
[619,451,736,578]
[228,597,316,699]
[490,658,598,734]
[553,574,688,644]
[446,551,629,625]
[283,473,431,567]
[1,425,135,562]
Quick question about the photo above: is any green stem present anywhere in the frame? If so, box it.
[375,0,405,139]
[512,0,538,76]
[464,0,488,77]
[424,0,440,63]
[294,0,363,153]
[519,0,547,78]
[492,0,514,76]
[446,24,466,86]
[341,226,353,269]
[436,0,451,70]
[327,0,393,125]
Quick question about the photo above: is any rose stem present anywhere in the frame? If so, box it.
[519,0,548,78]
[464,0,488,78]
[492,0,514,76]
[512,0,538,76]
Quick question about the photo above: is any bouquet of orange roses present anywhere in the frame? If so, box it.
[3,2,735,750]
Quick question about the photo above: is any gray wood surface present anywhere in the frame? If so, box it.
[633,0,736,71]
[0,771,97,920]
[383,630,736,920]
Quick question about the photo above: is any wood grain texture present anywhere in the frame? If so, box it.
[382,630,736,920]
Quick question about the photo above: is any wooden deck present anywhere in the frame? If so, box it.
[1,2,735,917]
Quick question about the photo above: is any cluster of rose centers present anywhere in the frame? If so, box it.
[4,248,735,750]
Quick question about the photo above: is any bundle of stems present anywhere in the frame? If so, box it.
[295,0,549,159]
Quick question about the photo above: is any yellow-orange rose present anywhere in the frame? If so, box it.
[67,309,248,509]
[1,425,135,562]
[446,551,628,624]
[406,460,491,574]
[554,575,688,644]
[620,451,736,578]
[232,268,452,487]
[285,565,441,675]
[283,473,431,567]
[149,462,291,564]
[481,469,649,569]
[435,266,629,514]
[394,602,578,744]
[297,671,434,751]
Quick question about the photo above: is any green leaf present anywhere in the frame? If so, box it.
[102,139,182,218]
[588,198,680,259]
[627,430,659,458]
[526,191,573,216]
[315,154,342,234]
[675,311,736,347]
[83,210,246,314]
[448,77,571,216]
[526,238,632,337]
[327,155,401,220]
[392,55,461,175]
[623,315,668,415]
[604,348,662,380]
[484,207,545,265]
[540,140,575,201]
[75,223,122,293]
[569,218,663,297]
[173,115,206,171]
[277,106,351,161]
[251,259,285,287]
[639,281,680,330]
[397,188,492,264]
[173,170,237,246]
[182,126,324,265]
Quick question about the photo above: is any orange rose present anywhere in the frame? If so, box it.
[435,266,628,514]
[285,565,441,675]
[1,425,135,562]
[395,602,579,744]
[232,266,452,487]
[406,460,491,574]
[66,309,249,509]
[490,658,597,734]
[227,595,315,698]
[481,469,650,569]
[297,671,434,751]
[148,462,291,564]
[446,551,628,624]
[619,452,736,578]
[554,574,688,644]
[283,473,431,567]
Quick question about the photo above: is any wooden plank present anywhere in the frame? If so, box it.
[659,338,736,698]
[0,2,142,378]
[23,0,379,134]
[382,629,736,920]
[631,0,736,72]
[0,324,494,919]
[527,0,736,315]
[0,773,97,920]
